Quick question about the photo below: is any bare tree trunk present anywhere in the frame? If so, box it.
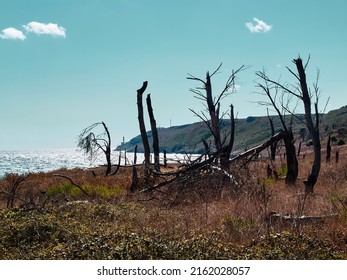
[220,104,235,169]
[101,121,112,175]
[284,130,298,185]
[146,94,160,172]
[205,72,222,153]
[137,81,150,181]
[256,77,298,185]
[267,109,277,161]
[137,82,150,164]
[187,64,244,167]
[130,145,138,192]
[294,58,321,193]
[297,141,302,157]
[326,134,331,163]
[163,150,167,167]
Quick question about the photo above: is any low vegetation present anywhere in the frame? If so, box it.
[1,144,347,259]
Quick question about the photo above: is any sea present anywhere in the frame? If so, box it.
[0,149,196,179]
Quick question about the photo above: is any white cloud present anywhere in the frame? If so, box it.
[245,18,272,33]
[23,21,66,37]
[0,27,26,40]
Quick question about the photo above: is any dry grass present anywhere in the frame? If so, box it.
[0,145,347,259]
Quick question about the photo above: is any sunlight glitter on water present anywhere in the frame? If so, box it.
[0,149,198,178]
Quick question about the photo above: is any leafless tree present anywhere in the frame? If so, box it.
[136,81,162,183]
[256,56,322,192]
[187,63,245,169]
[77,121,112,175]
[255,72,298,185]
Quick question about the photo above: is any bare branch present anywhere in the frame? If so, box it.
[187,74,206,85]
[256,71,302,99]
[255,79,287,131]
[286,66,301,81]
[304,54,311,70]
[210,62,223,77]
[54,174,90,197]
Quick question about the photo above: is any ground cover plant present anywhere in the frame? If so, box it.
[0,144,347,259]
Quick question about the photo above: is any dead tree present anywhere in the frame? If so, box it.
[78,121,112,175]
[297,141,302,157]
[146,94,160,172]
[187,63,244,169]
[295,58,321,193]
[267,108,277,161]
[130,145,139,192]
[5,174,29,208]
[231,131,286,162]
[136,81,151,179]
[220,105,236,169]
[326,134,331,163]
[255,76,298,185]
[256,56,322,193]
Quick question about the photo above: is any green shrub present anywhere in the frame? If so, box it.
[46,183,125,200]
[277,164,287,177]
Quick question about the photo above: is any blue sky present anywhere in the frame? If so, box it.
[0,0,346,149]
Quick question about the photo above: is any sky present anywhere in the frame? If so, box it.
[0,0,346,149]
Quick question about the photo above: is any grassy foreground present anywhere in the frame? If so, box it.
[1,146,347,259]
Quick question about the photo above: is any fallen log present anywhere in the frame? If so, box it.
[230,131,286,162]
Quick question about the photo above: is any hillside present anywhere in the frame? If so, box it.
[117,105,347,154]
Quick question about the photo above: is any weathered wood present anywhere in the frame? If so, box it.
[326,134,331,162]
[137,81,150,166]
[146,94,160,172]
[163,150,167,167]
[267,108,277,160]
[130,145,139,192]
[230,131,286,162]
[295,58,321,193]
[101,121,112,175]
[220,104,235,169]
[109,150,122,176]
[255,74,299,185]
[284,130,298,185]
[137,81,151,182]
